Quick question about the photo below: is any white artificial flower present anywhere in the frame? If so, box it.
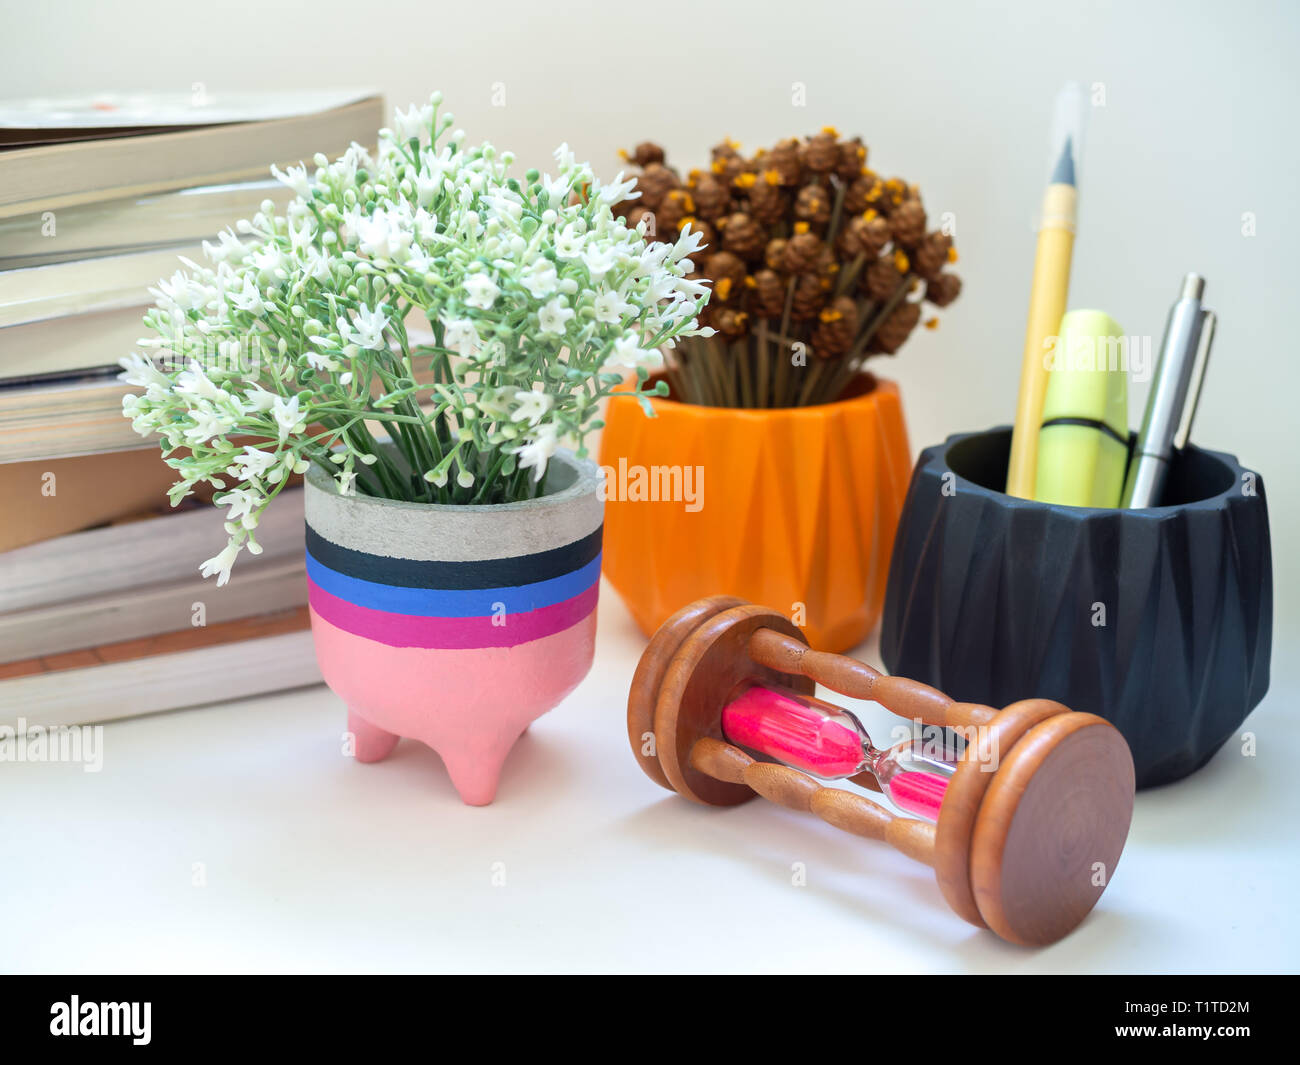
[300,247,333,283]
[270,162,313,198]
[220,487,262,528]
[117,352,171,391]
[415,172,439,207]
[356,205,413,260]
[183,407,232,445]
[288,215,317,253]
[175,361,227,403]
[229,273,268,315]
[271,394,303,441]
[199,541,241,587]
[236,446,279,481]
[393,101,434,143]
[341,304,390,350]
[242,384,279,413]
[476,388,514,420]
[464,273,500,310]
[552,142,577,173]
[511,390,553,427]
[606,333,663,371]
[252,244,288,277]
[440,316,482,356]
[202,229,248,264]
[307,349,341,372]
[582,245,617,279]
[555,222,585,260]
[668,224,707,263]
[537,297,574,336]
[593,290,634,324]
[521,259,559,299]
[513,423,560,482]
[596,171,640,206]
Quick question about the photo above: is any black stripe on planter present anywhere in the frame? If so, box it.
[304,524,604,590]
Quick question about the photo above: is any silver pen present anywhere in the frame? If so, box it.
[1121,274,1216,508]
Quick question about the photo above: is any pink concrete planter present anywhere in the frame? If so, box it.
[304,451,603,805]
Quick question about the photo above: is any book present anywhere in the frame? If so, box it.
[0,92,382,218]
[0,446,215,552]
[0,374,140,462]
[0,606,320,729]
[0,89,379,143]
[0,485,304,612]
[0,244,205,327]
[0,179,289,268]
[0,305,161,382]
[0,555,308,663]
[1,243,209,380]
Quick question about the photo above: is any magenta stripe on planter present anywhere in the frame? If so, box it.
[307,578,599,649]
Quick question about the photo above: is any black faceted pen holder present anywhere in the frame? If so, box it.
[880,426,1272,788]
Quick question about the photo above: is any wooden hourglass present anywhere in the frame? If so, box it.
[627,597,1136,946]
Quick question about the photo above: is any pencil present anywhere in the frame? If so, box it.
[1005,85,1085,499]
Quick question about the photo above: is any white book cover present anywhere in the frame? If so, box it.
[0,88,380,131]
[0,179,288,267]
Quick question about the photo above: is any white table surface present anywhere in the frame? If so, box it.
[2,583,1296,974]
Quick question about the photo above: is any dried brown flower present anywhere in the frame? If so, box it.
[875,300,922,353]
[764,237,788,271]
[914,231,954,281]
[864,255,906,302]
[765,138,803,185]
[656,188,694,234]
[812,296,859,357]
[720,211,765,261]
[689,173,731,222]
[746,173,787,225]
[836,214,891,259]
[781,231,824,274]
[925,273,963,307]
[836,137,867,182]
[794,184,832,227]
[626,141,665,167]
[790,272,829,321]
[746,269,787,318]
[842,172,879,215]
[799,131,839,174]
[888,199,926,247]
[705,250,747,290]
[709,305,750,339]
[635,162,679,211]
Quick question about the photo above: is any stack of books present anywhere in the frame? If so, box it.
[0,90,384,728]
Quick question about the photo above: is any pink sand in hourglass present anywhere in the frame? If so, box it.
[886,770,948,822]
[721,685,863,778]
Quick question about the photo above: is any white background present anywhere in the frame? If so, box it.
[0,0,1296,974]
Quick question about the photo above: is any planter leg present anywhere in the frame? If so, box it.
[437,733,521,807]
[348,710,400,764]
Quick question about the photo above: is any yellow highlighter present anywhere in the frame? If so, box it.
[1006,83,1087,498]
[1034,310,1129,507]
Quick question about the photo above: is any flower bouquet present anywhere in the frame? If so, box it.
[614,129,962,408]
[119,93,712,803]
[599,128,959,651]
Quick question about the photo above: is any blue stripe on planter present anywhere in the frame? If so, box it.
[304,553,602,617]
[304,524,603,589]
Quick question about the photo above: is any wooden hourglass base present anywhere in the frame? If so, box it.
[627,598,1136,947]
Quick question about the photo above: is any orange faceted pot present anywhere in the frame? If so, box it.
[598,375,912,652]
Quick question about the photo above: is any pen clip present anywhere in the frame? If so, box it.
[1174,308,1216,450]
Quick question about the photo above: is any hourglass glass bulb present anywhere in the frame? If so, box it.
[721,684,958,823]
[722,685,870,778]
